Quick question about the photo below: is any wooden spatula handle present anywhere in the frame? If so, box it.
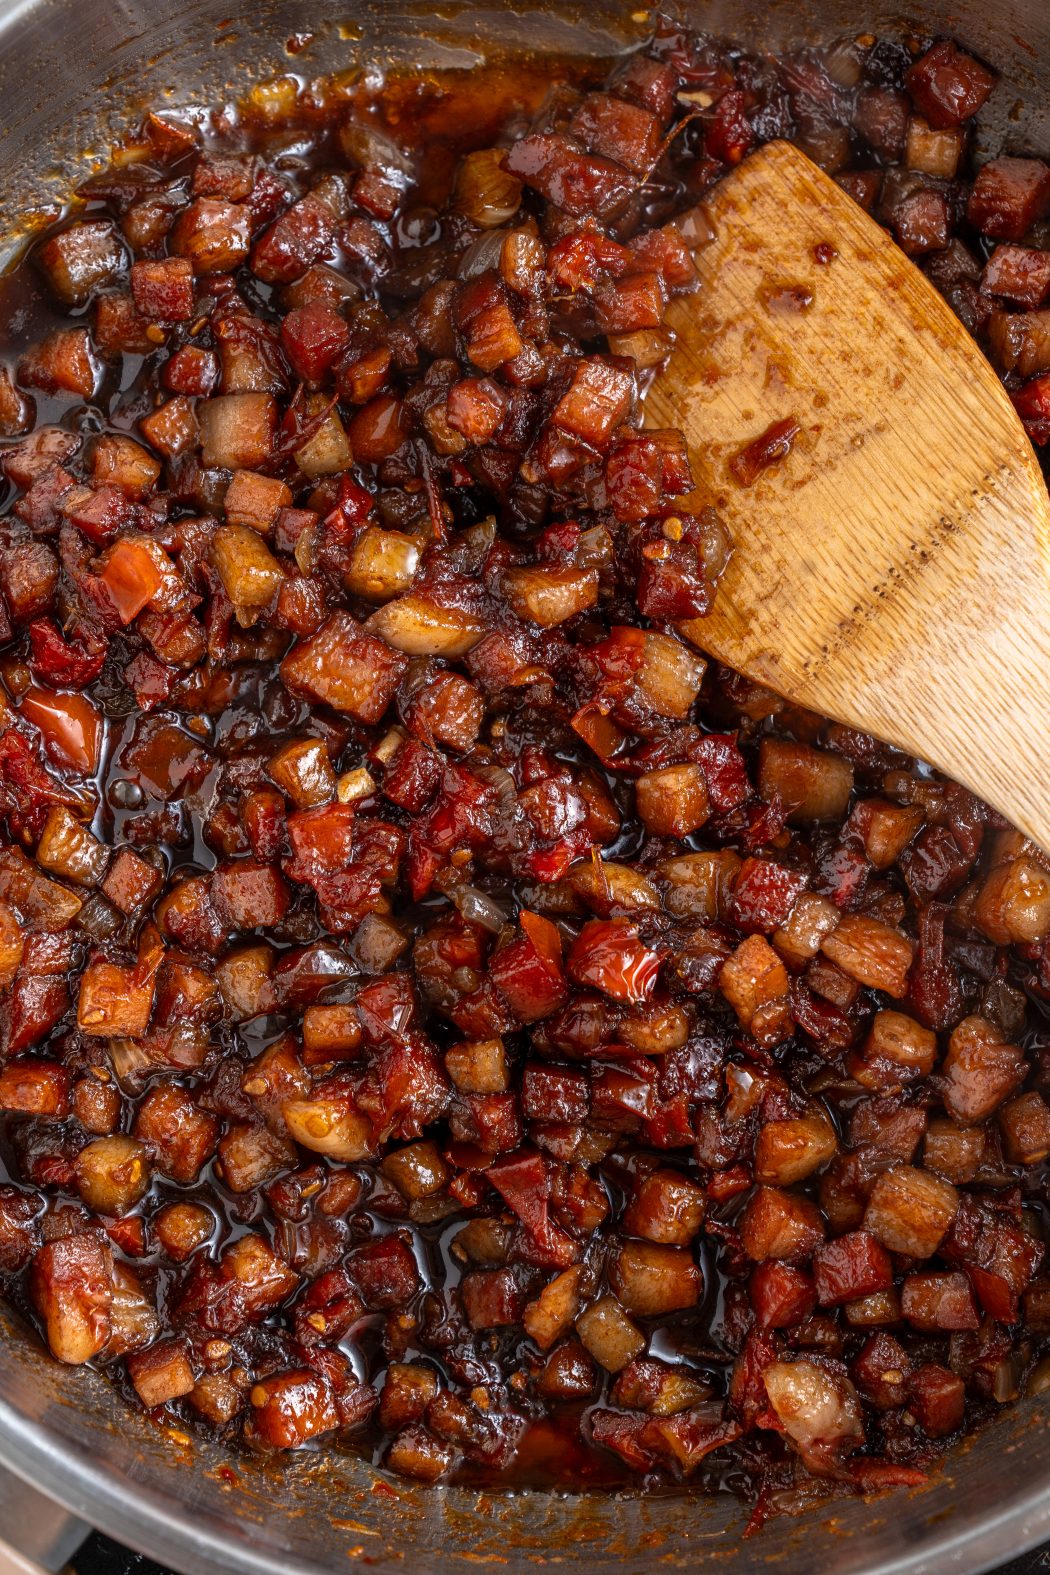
[645,140,1050,853]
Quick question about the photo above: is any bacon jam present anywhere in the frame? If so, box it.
[1,16,1050,1524]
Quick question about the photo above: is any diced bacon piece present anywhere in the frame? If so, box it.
[924,1118,986,1184]
[999,1091,1050,1166]
[750,1261,816,1330]
[610,1240,700,1315]
[0,845,82,930]
[634,631,706,721]
[212,858,290,929]
[378,1364,438,1431]
[128,1338,196,1409]
[407,673,483,753]
[31,1234,112,1364]
[386,1425,456,1482]
[851,1331,912,1407]
[170,198,252,273]
[706,88,755,165]
[821,913,914,997]
[594,271,667,334]
[487,1148,576,1264]
[445,1038,508,1094]
[905,117,964,178]
[523,1265,584,1350]
[968,158,1050,241]
[864,1165,958,1257]
[267,739,336,809]
[245,1370,341,1449]
[219,1232,300,1321]
[139,396,198,459]
[719,934,790,1033]
[37,221,124,307]
[894,183,951,254]
[623,1169,706,1244]
[163,344,219,396]
[446,378,507,443]
[281,301,350,381]
[95,292,159,356]
[212,524,284,618]
[551,358,634,448]
[942,1017,1026,1123]
[198,392,277,469]
[739,1186,825,1262]
[19,329,99,398]
[605,431,691,521]
[850,797,925,868]
[728,857,808,935]
[974,856,1050,943]
[0,901,24,988]
[763,1360,864,1466]
[570,92,661,175]
[754,1112,837,1185]
[133,1081,219,1182]
[102,847,162,915]
[1,424,78,487]
[251,192,338,285]
[907,1363,965,1437]
[506,133,634,218]
[0,1059,72,1117]
[635,763,710,838]
[1013,371,1050,443]
[758,738,853,823]
[91,434,161,498]
[454,274,523,373]
[905,40,996,129]
[988,309,1050,377]
[983,244,1050,308]
[851,1009,937,1090]
[337,345,392,406]
[901,1270,979,1331]
[293,397,352,479]
[460,1265,526,1329]
[281,612,406,723]
[223,469,291,536]
[381,1139,449,1201]
[192,153,256,200]
[78,952,159,1039]
[0,365,33,436]
[773,892,841,968]
[575,1294,645,1372]
[853,88,910,159]
[131,257,194,323]
[813,1231,893,1306]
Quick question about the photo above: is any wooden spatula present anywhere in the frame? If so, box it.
[646,139,1050,850]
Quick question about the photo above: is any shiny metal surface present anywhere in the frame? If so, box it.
[0,1467,87,1573]
[0,2,1049,1573]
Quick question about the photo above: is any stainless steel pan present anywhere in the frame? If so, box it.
[0,3,1048,1572]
